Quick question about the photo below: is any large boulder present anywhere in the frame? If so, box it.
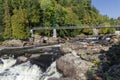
[109,35,120,44]
[33,35,42,45]
[56,54,93,80]
[16,56,28,63]
[2,40,23,47]
[47,37,58,44]
[60,42,84,54]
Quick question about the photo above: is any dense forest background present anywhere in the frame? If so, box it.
[0,0,120,40]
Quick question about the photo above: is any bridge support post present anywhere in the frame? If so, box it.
[30,29,34,37]
[53,29,57,38]
[93,28,98,35]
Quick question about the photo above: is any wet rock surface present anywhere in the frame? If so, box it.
[53,36,120,80]
[0,35,120,80]
[56,54,93,80]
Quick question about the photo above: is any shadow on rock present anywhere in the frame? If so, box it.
[86,43,120,80]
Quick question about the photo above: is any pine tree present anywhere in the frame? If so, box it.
[0,0,4,41]
[3,0,12,40]
[11,8,30,40]
[25,0,40,28]
[0,0,4,27]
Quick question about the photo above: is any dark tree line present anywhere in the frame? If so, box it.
[0,0,119,40]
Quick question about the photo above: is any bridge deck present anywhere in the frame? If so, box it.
[32,26,120,30]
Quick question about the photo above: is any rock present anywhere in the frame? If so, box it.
[56,54,93,80]
[97,43,120,80]
[94,76,103,80]
[48,77,74,80]
[2,40,23,47]
[48,37,58,44]
[17,56,28,63]
[33,35,42,45]
[43,36,48,43]
[110,38,119,44]
[30,54,41,59]
[57,37,66,43]
[60,42,81,54]
[0,59,3,64]
[78,49,101,63]
[1,55,9,59]
[109,35,120,44]
[106,64,120,79]
[60,47,72,54]
[60,42,109,56]
[106,43,120,64]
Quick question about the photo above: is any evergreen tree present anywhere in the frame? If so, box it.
[0,0,4,41]
[3,0,12,40]
[11,8,30,40]
[25,0,40,28]
[0,0,4,27]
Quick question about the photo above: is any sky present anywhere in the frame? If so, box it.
[91,0,120,19]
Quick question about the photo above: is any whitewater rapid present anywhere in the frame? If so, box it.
[0,57,61,80]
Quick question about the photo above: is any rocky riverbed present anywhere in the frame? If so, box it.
[0,35,120,80]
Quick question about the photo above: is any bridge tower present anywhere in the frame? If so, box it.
[53,19,57,38]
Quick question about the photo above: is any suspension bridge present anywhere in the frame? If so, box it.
[31,25,120,37]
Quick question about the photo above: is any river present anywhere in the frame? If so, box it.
[0,45,62,80]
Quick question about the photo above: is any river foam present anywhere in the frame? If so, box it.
[0,57,61,80]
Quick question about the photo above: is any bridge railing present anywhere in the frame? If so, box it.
[32,25,120,30]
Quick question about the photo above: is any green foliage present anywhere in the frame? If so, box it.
[11,8,30,40]
[70,30,81,37]
[99,28,115,34]
[93,59,101,66]
[0,0,4,27]
[82,28,93,35]
[25,0,40,26]
[0,0,4,41]
[1,0,119,39]
[3,0,12,40]
[99,28,108,34]
[0,33,4,41]
[4,26,12,40]
[107,28,115,34]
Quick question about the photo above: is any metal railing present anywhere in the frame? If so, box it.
[32,25,120,30]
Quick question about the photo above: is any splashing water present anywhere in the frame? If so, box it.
[0,58,42,80]
[41,61,62,80]
[0,58,16,73]
[0,57,61,80]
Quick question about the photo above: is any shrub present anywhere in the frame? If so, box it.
[99,28,116,34]
[0,33,4,41]
[107,28,115,34]
[82,28,93,35]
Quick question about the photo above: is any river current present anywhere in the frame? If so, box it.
[0,57,62,80]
